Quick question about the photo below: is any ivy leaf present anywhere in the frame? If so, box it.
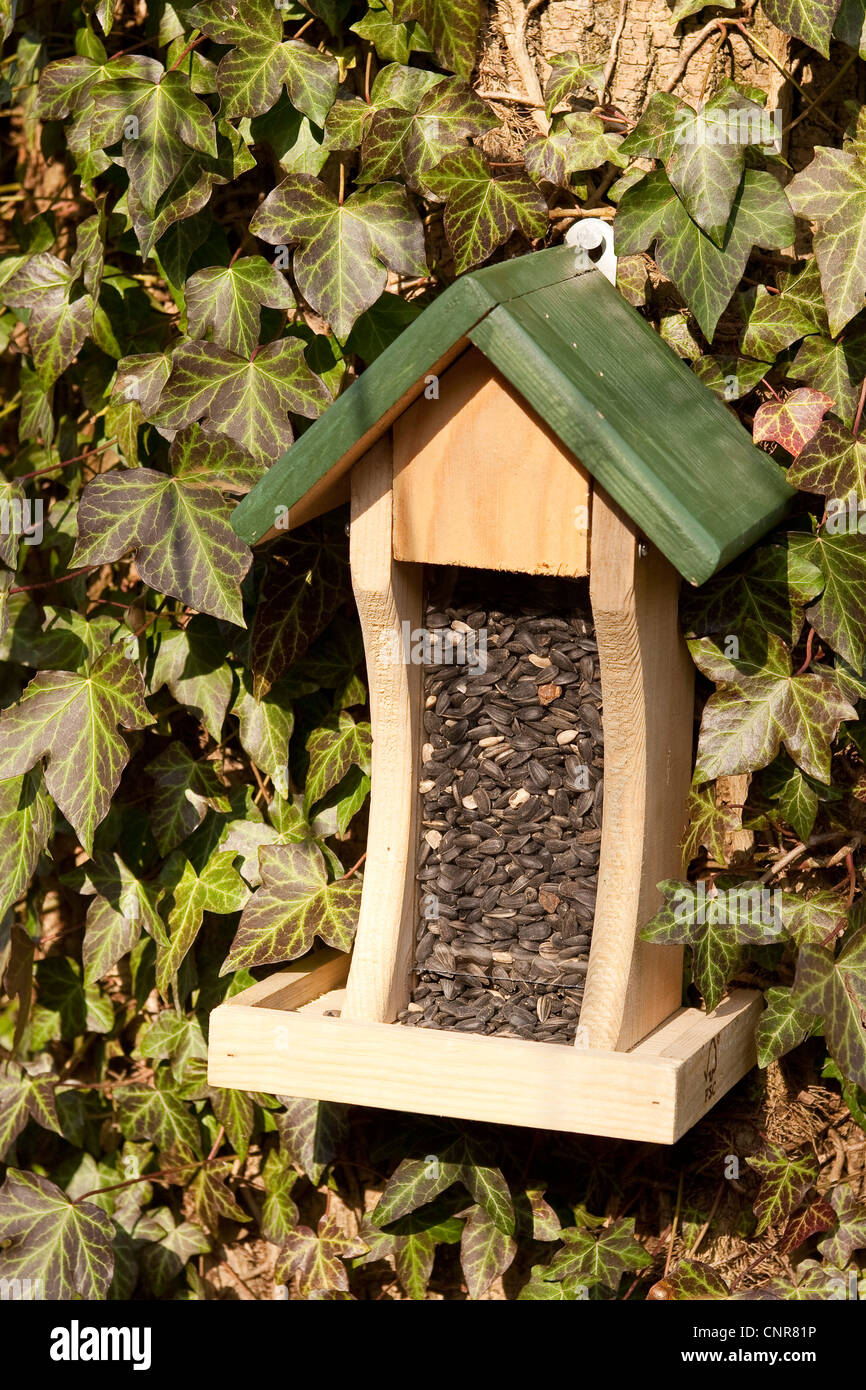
[616,169,795,340]
[38,52,161,120]
[746,1143,819,1235]
[681,780,740,867]
[641,876,785,1010]
[189,1162,249,1232]
[648,1258,730,1299]
[817,1181,866,1265]
[0,1063,62,1159]
[275,1214,366,1296]
[185,257,295,358]
[740,260,826,361]
[835,0,866,56]
[787,145,866,336]
[251,540,349,699]
[0,649,152,854]
[664,86,771,246]
[778,1197,836,1255]
[305,712,372,811]
[222,839,361,972]
[753,389,834,457]
[792,923,866,1087]
[426,148,549,274]
[784,888,849,947]
[136,1011,208,1078]
[372,1154,462,1226]
[71,428,259,626]
[149,617,234,743]
[788,530,866,670]
[158,848,249,994]
[789,320,866,425]
[460,1205,516,1300]
[274,1096,348,1184]
[690,634,855,785]
[669,0,736,22]
[232,669,294,799]
[251,174,426,337]
[82,856,164,984]
[116,350,172,415]
[0,1169,114,1300]
[788,415,866,500]
[136,1208,210,1294]
[90,67,216,213]
[542,1217,650,1290]
[390,0,483,79]
[147,743,230,856]
[351,0,431,63]
[218,38,338,122]
[681,543,824,654]
[543,51,605,118]
[152,336,330,460]
[524,112,625,187]
[209,1087,255,1162]
[4,253,94,387]
[0,770,52,920]
[762,0,844,57]
[118,1072,204,1156]
[758,755,829,842]
[360,77,497,193]
[260,1148,299,1243]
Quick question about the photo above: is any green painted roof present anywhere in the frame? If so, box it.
[232,245,794,585]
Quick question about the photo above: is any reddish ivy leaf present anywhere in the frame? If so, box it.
[778,1197,836,1255]
[792,924,866,1088]
[753,389,835,457]
[275,1214,367,1296]
[746,1143,819,1235]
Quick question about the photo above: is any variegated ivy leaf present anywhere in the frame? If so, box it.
[260,1149,300,1244]
[543,52,605,118]
[641,876,788,1011]
[788,529,866,670]
[222,840,361,971]
[358,1220,441,1300]
[117,1076,203,1156]
[210,1087,256,1163]
[616,168,795,340]
[762,0,844,57]
[305,711,372,812]
[149,617,234,743]
[0,1062,62,1160]
[792,923,866,1087]
[151,337,330,462]
[789,319,866,425]
[82,852,165,984]
[351,0,431,64]
[648,1259,730,1300]
[135,1011,208,1078]
[739,260,826,361]
[426,148,549,275]
[817,1182,866,1265]
[115,350,172,416]
[251,174,426,337]
[460,1205,516,1300]
[690,634,855,785]
[359,77,497,193]
[758,753,837,842]
[787,145,866,337]
[89,67,216,214]
[0,770,52,920]
[251,537,349,699]
[136,1208,211,1295]
[147,742,231,856]
[185,256,295,357]
[756,985,817,1067]
[746,1143,819,1235]
[70,208,105,298]
[37,51,160,121]
[189,1162,249,1233]
[274,1095,348,1184]
[275,1214,367,1296]
[753,388,834,457]
[371,1153,462,1226]
[784,888,849,947]
[681,543,823,659]
[0,1169,114,1300]
[232,668,294,799]
[390,0,483,79]
[778,1197,836,1255]
[0,649,153,854]
[71,425,260,626]
[524,112,625,187]
[157,847,249,995]
[681,780,740,867]
[542,1217,650,1290]
[3,253,94,387]
[788,415,866,501]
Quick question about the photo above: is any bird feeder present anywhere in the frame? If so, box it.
[208,241,793,1143]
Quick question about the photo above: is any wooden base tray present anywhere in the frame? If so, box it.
[208,949,761,1145]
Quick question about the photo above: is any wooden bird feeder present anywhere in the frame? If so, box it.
[208,243,793,1143]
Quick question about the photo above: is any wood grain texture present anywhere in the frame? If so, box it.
[207,983,760,1144]
[392,347,591,576]
[340,435,423,1023]
[579,489,695,1052]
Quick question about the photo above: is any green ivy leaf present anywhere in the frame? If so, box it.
[543,51,605,118]
[787,144,866,336]
[372,1153,462,1226]
[681,780,739,867]
[185,257,295,357]
[788,530,866,670]
[835,0,866,56]
[390,0,483,79]
[149,617,234,744]
[147,743,230,856]
[251,174,426,337]
[427,148,549,274]
[0,649,153,853]
[788,415,866,500]
[136,1207,210,1294]
[360,77,497,193]
[789,319,866,425]
[274,1096,348,1184]
[651,1258,730,1299]
[275,1213,367,1295]
[222,839,361,971]
[739,260,826,361]
[524,112,625,187]
[460,1204,516,1299]
[4,253,94,387]
[117,1074,204,1156]
[746,1142,819,1235]
[304,711,372,811]
[690,634,855,785]
[152,336,330,460]
[351,0,431,63]
[669,0,736,22]
[0,1168,114,1299]
[665,85,772,246]
[756,985,817,1066]
[0,770,52,920]
[157,847,249,993]
[251,539,349,699]
[542,1217,650,1290]
[762,0,844,57]
[0,1063,62,1159]
[232,669,294,798]
[260,1147,299,1242]
[681,543,823,655]
[817,1181,866,1265]
[792,923,866,1087]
